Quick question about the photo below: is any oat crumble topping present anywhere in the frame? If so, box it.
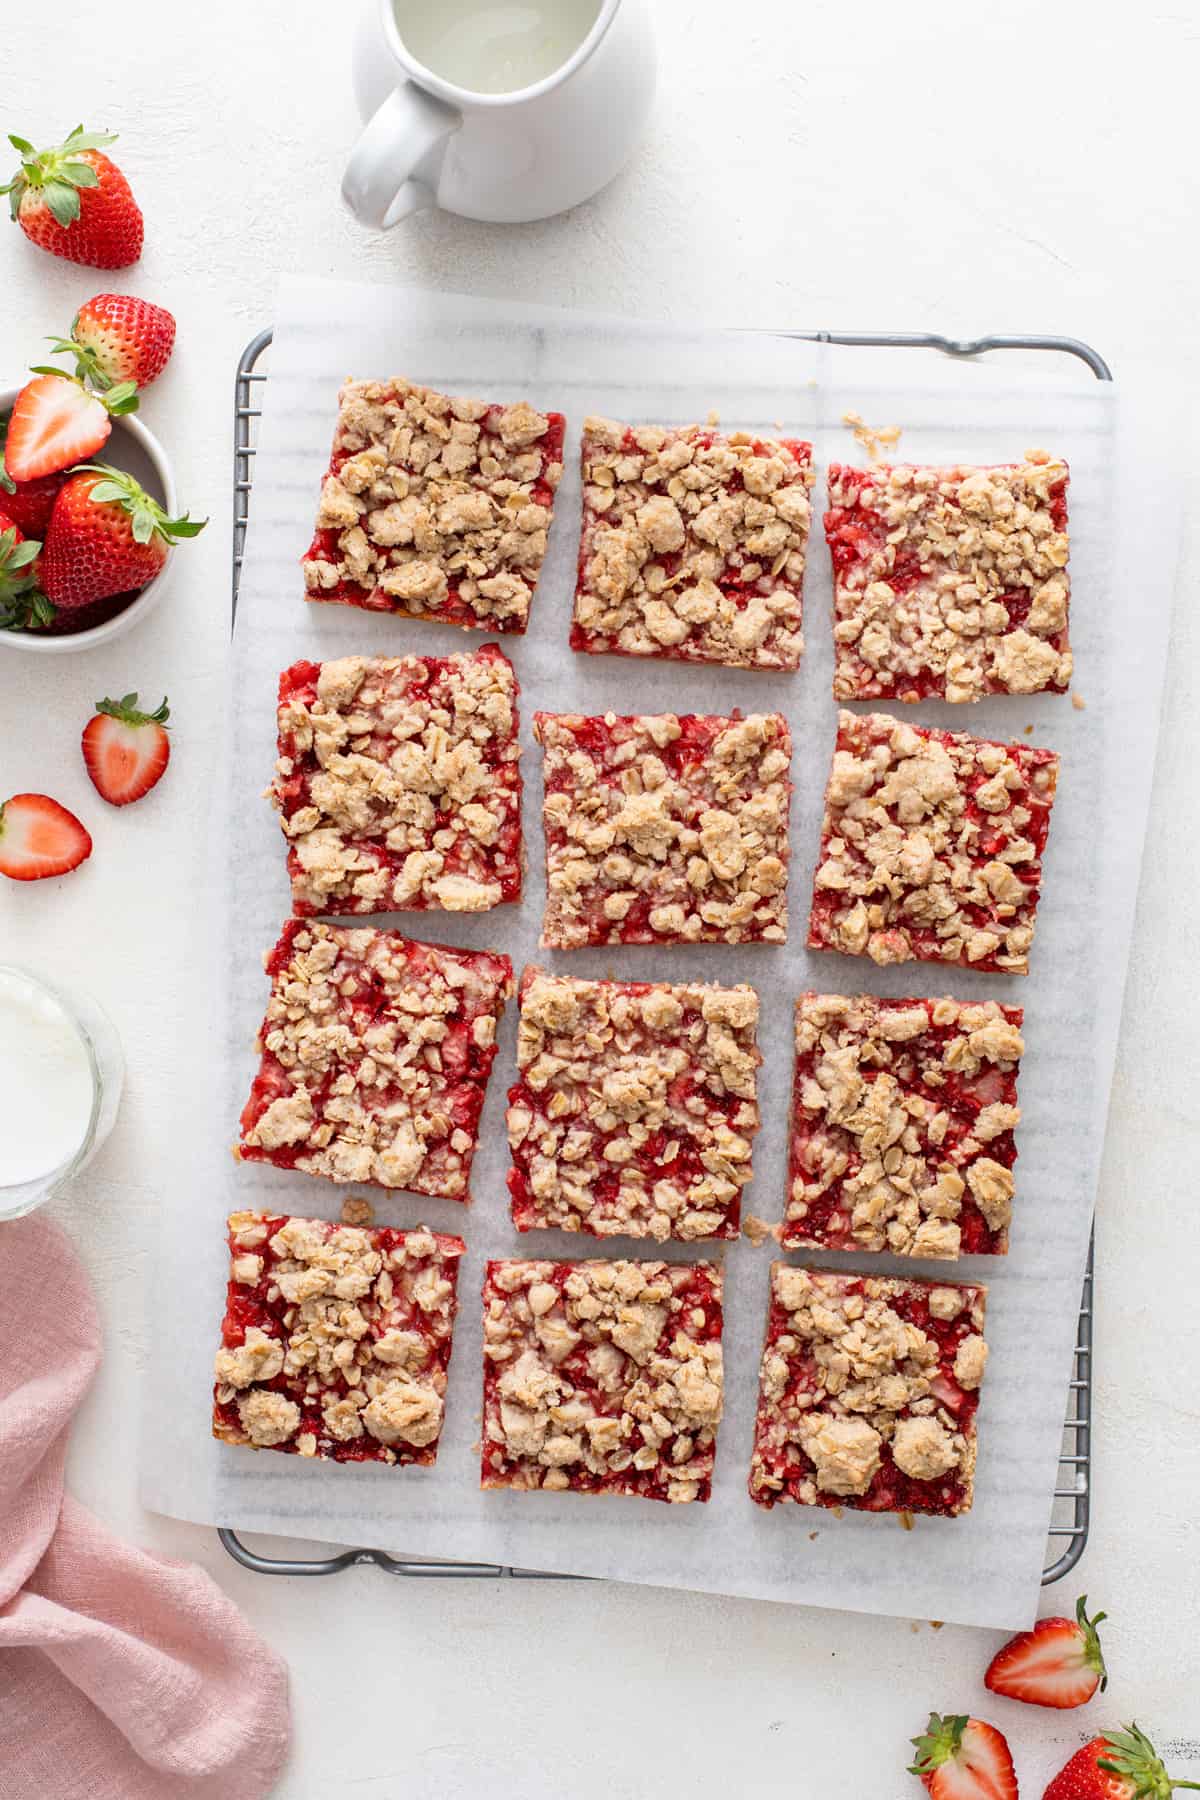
[507,968,761,1242]
[570,416,813,672]
[534,709,793,948]
[825,455,1071,702]
[840,411,902,464]
[237,919,513,1197]
[749,1264,987,1517]
[212,1211,464,1467]
[807,710,1058,975]
[784,993,1023,1259]
[481,1258,725,1502]
[270,645,522,917]
[302,377,565,633]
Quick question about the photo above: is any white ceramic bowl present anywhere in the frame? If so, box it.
[0,383,177,654]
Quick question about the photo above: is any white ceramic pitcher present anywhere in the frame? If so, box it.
[344,0,656,227]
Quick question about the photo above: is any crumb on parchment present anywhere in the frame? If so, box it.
[340,1195,374,1227]
[742,1213,778,1247]
[841,409,902,463]
[1072,691,1086,710]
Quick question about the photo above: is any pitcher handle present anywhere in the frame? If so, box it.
[342,84,462,229]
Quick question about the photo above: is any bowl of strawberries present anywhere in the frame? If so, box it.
[1,127,205,653]
[0,292,203,653]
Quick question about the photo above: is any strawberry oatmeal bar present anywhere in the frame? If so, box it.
[784,993,1023,1259]
[807,710,1059,975]
[237,919,513,1198]
[302,377,565,633]
[507,967,761,1242]
[270,644,522,917]
[825,454,1071,702]
[533,709,792,948]
[481,1257,725,1502]
[570,417,813,671]
[213,1210,463,1467]
[748,1264,988,1517]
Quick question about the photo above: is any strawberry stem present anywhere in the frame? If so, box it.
[0,523,53,631]
[1,126,118,228]
[72,463,206,545]
[1075,1594,1109,1691]
[27,365,139,415]
[908,1713,968,1776]
[1097,1724,1200,1796]
[95,691,169,728]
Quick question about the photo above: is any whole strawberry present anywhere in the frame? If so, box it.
[40,465,205,612]
[986,1595,1108,1710]
[0,414,64,537]
[1045,1723,1200,1798]
[909,1712,1018,1799]
[48,293,176,391]
[0,511,53,632]
[2,127,143,268]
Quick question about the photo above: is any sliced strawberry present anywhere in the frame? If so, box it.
[82,691,170,806]
[1044,1723,1200,1798]
[3,372,137,483]
[40,465,204,612]
[0,794,92,881]
[0,411,66,534]
[985,1594,1108,1711]
[47,292,176,391]
[0,511,53,632]
[909,1713,1018,1800]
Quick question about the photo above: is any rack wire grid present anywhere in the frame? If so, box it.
[223,325,1099,1585]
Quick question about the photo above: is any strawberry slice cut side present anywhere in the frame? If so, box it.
[909,1713,1018,1800]
[985,1594,1108,1710]
[3,374,112,482]
[0,793,92,880]
[81,691,170,806]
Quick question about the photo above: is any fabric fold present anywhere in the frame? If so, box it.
[0,1212,289,1800]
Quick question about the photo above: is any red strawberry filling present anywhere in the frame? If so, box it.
[534,708,792,949]
[237,920,513,1200]
[749,1265,987,1519]
[825,459,1071,703]
[302,378,565,633]
[784,993,1023,1258]
[506,967,761,1241]
[481,1258,724,1502]
[212,1211,464,1467]
[570,420,813,672]
[807,710,1058,976]
[272,645,523,917]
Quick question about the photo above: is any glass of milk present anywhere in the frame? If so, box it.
[0,965,124,1221]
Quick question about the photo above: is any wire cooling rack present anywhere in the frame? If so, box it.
[222,326,1100,1586]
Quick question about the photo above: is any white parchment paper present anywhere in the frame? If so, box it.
[141,275,1177,1629]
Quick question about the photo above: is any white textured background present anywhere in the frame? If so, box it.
[2,1,1199,1793]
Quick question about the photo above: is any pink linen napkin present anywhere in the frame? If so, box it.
[0,1212,290,1800]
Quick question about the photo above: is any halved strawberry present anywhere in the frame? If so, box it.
[985,1595,1108,1711]
[0,510,53,632]
[1044,1723,1200,1798]
[0,793,92,881]
[82,691,170,806]
[0,412,66,534]
[3,372,137,483]
[48,292,176,391]
[909,1713,1018,1800]
[40,465,205,612]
